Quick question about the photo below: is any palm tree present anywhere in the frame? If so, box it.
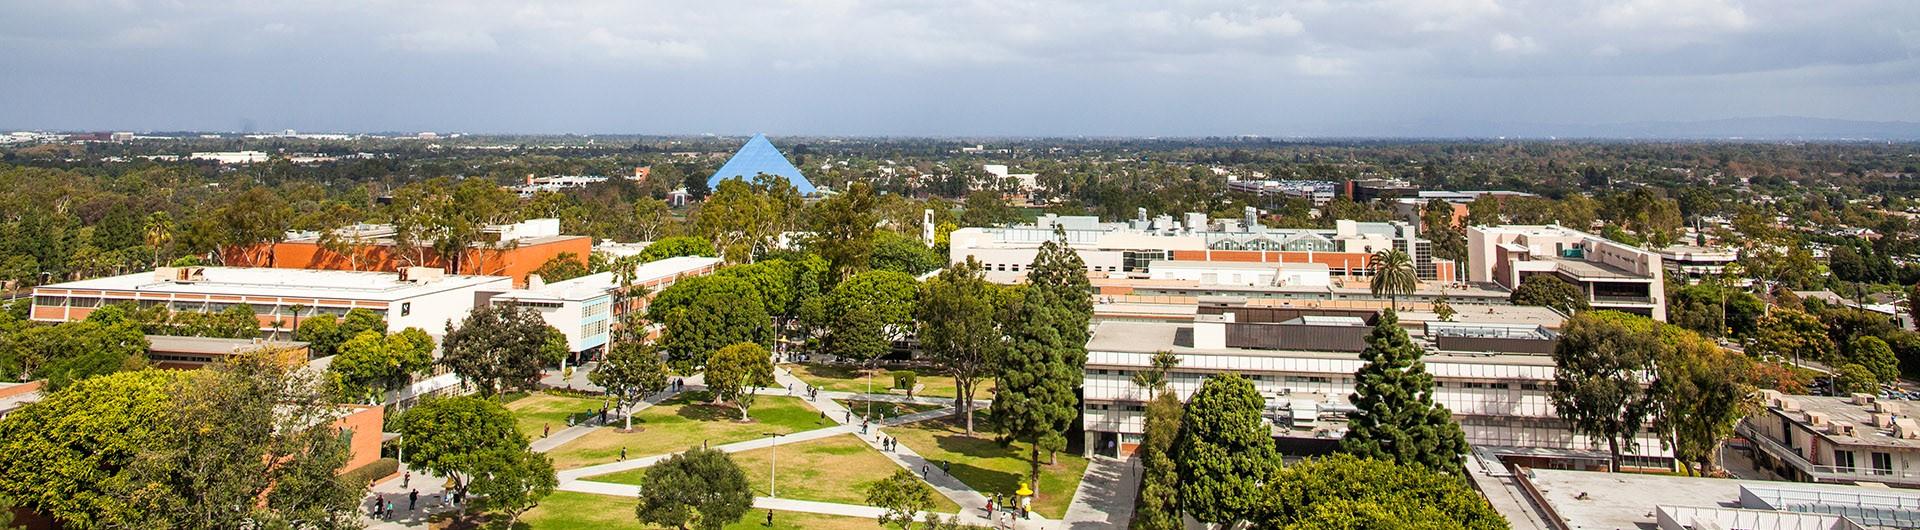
[143,212,175,269]
[1130,350,1181,400]
[1370,249,1417,309]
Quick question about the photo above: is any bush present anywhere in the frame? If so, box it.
[341,457,401,488]
[893,371,918,391]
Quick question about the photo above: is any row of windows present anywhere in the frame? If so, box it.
[580,320,608,340]
[38,296,364,317]
[583,301,608,318]
[1093,369,1541,393]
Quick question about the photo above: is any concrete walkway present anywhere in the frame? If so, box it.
[558,422,861,481]
[1061,456,1139,529]
[530,384,691,453]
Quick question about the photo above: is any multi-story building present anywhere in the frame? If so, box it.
[226,218,589,288]
[1081,299,1670,469]
[1468,225,1667,320]
[948,210,1456,283]
[1740,392,1920,488]
[489,256,722,358]
[30,266,512,340]
[1658,244,1742,285]
[144,335,310,369]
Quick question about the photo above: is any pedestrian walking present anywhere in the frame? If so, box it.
[543,423,550,438]
[941,460,950,474]
[921,464,929,477]
[403,471,410,488]
[384,500,394,519]
[765,509,774,527]
[620,447,627,461]
[408,489,418,511]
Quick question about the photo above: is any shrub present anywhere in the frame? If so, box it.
[341,457,401,488]
[893,371,918,391]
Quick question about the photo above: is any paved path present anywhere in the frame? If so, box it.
[558,422,862,481]
[530,385,690,453]
[1061,456,1139,529]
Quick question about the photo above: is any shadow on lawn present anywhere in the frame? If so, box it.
[675,401,745,422]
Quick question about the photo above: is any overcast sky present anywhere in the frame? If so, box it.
[2,0,1917,136]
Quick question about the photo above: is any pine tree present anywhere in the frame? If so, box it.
[1176,373,1278,527]
[1340,309,1470,475]
[990,231,1091,500]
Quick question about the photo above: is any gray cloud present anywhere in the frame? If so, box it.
[0,0,1915,135]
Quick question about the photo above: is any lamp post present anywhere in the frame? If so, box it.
[763,432,782,497]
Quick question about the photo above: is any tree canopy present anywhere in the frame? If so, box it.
[1341,309,1470,475]
[1254,455,1508,530]
[635,447,755,530]
[1176,373,1279,526]
[442,303,565,396]
[1510,275,1589,314]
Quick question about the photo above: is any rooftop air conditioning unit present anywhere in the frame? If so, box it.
[1780,399,1802,412]
[1853,393,1877,406]
[1829,421,1857,436]
[1874,413,1898,429]
[1807,411,1829,427]
[1875,401,1902,415]
[397,267,445,283]
[1896,418,1920,439]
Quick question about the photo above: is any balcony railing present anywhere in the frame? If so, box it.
[1737,422,1919,483]
[1591,295,1656,305]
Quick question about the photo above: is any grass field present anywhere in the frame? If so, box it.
[505,392,609,441]
[543,391,832,469]
[787,363,992,400]
[885,413,1088,519]
[833,399,945,420]
[589,434,961,513]
[438,490,884,529]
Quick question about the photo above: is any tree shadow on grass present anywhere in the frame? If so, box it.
[675,401,745,422]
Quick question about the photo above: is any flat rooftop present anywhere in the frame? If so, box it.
[147,335,309,355]
[1776,395,1920,449]
[1523,467,1899,530]
[1085,320,1556,367]
[38,267,511,302]
[494,256,721,303]
[1541,255,1650,280]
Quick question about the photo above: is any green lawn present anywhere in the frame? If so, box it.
[834,399,945,420]
[445,490,884,529]
[505,392,609,441]
[885,413,1088,519]
[543,391,833,469]
[589,434,960,513]
[787,363,991,400]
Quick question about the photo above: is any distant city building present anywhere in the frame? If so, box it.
[189,151,270,165]
[982,164,1039,191]
[1468,225,1667,320]
[1226,179,1337,204]
[708,134,816,195]
[489,256,720,358]
[229,218,588,287]
[1390,190,1537,228]
[30,266,512,340]
[1344,178,1418,202]
[1081,299,1671,469]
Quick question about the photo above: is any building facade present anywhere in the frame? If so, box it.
[1468,225,1667,320]
[30,266,512,340]
[489,256,722,357]
[226,218,589,288]
[1081,301,1670,469]
[1740,392,1920,488]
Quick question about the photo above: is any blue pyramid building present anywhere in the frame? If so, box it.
[707,134,817,195]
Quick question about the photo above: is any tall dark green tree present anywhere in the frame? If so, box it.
[1176,373,1278,527]
[1340,309,1470,475]
[990,231,1091,500]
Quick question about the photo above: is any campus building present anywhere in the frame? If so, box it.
[488,256,722,357]
[1739,392,1920,488]
[1514,467,1914,530]
[226,218,588,288]
[1658,244,1742,285]
[1468,225,1667,320]
[947,210,1457,284]
[145,335,310,369]
[708,133,817,195]
[1081,299,1671,470]
[29,266,512,340]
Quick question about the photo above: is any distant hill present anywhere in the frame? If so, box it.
[1316,116,1920,141]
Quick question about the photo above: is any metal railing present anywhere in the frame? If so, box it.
[1737,423,1920,483]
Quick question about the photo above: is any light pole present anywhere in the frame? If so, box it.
[763,432,782,497]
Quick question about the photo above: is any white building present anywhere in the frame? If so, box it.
[189,151,271,165]
[1468,225,1667,320]
[488,256,722,357]
[1658,244,1742,285]
[1082,300,1670,469]
[30,266,512,340]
